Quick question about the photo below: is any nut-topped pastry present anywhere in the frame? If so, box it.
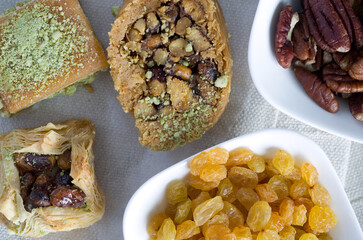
[0,119,105,238]
[108,0,232,151]
[0,0,108,116]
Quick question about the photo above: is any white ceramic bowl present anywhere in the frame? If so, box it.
[248,0,363,143]
[123,129,362,240]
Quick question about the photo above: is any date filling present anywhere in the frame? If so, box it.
[14,150,86,211]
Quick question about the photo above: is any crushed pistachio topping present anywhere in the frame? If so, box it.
[0,2,89,100]
[111,6,121,18]
[215,76,229,88]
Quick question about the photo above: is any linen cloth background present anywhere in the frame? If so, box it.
[0,0,362,239]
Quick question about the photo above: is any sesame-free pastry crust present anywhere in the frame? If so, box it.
[0,119,105,238]
[0,0,108,115]
[108,0,232,151]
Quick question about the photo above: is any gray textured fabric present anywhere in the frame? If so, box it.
[0,0,361,239]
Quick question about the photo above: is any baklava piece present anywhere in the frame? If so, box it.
[108,0,232,151]
[0,0,108,116]
[0,119,105,238]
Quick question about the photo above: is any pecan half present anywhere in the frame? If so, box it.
[20,172,35,201]
[341,0,363,48]
[349,93,363,120]
[303,0,351,53]
[15,153,56,172]
[294,67,339,113]
[326,78,363,92]
[293,14,316,61]
[322,63,355,81]
[50,186,86,208]
[349,57,363,80]
[333,51,358,71]
[275,6,295,68]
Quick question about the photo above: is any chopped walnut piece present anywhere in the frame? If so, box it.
[169,38,193,57]
[146,12,161,34]
[176,17,192,36]
[148,79,166,96]
[195,74,218,105]
[134,101,157,119]
[181,0,205,22]
[142,34,163,50]
[134,18,146,34]
[198,60,219,82]
[157,3,179,23]
[166,64,192,81]
[154,48,169,65]
[167,76,196,112]
[185,26,211,52]
[127,29,143,42]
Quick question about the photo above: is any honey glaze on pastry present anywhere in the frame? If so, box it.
[108,0,232,151]
[0,0,108,116]
[0,119,105,238]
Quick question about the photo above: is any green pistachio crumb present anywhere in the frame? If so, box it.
[145,71,153,79]
[215,76,229,88]
[185,43,193,53]
[111,6,121,17]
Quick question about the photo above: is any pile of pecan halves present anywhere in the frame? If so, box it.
[275,0,363,121]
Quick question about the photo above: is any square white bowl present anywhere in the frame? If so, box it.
[248,0,363,143]
[123,129,362,240]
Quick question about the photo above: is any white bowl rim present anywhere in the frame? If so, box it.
[123,128,363,239]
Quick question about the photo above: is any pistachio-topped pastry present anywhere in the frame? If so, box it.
[108,0,232,151]
[0,0,108,116]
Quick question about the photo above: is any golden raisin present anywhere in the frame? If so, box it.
[175,220,200,240]
[157,218,176,240]
[200,164,227,183]
[190,152,210,176]
[294,197,314,214]
[188,174,220,191]
[290,179,309,199]
[232,226,252,240]
[299,233,319,240]
[301,163,318,187]
[166,180,188,205]
[264,212,285,232]
[278,225,296,240]
[228,167,258,188]
[257,171,268,183]
[255,184,278,202]
[202,212,229,235]
[247,155,266,173]
[317,233,332,240]
[175,198,192,224]
[221,201,245,229]
[193,196,224,226]
[308,184,331,206]
[217,178,236,203]
[188,186,202,200]
[308,206,337,233]
[192,192,211,211]
[208,147,229,165]
[272,150,294,175]
[227,147,253,166]
[165,204,177,219]
[292,205,307,226]
[279,198,295,225]
[256,229,279,240]
[268,175,291,199]
[236,187,260,210]
[148,213,168,237]
[284,167,302,181]
[204,224,231,240]
[246,201,271,232]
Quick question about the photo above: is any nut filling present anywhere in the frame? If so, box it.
[14,150,86,211]
[115,0,231,150]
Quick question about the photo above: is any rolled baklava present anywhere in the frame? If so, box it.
[108,0,232,151]
[0,0,108,116]
[0,119,105,238]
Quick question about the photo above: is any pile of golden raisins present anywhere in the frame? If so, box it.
[148,147,337,240]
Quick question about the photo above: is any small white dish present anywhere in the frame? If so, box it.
[123,129,362,240]
[248,0,363,144]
